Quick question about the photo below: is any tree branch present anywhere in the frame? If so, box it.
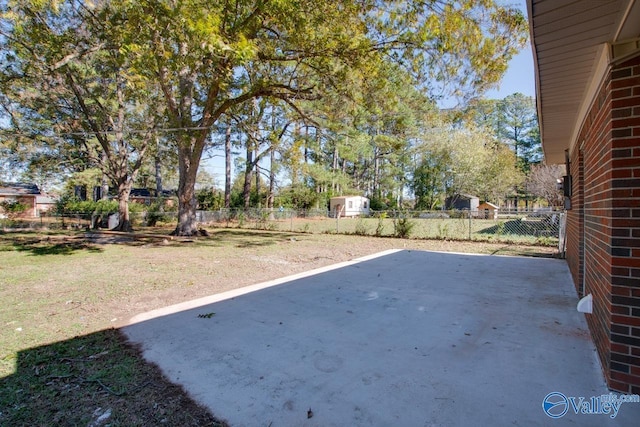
[65,73,110,156]
[51,43,106,71]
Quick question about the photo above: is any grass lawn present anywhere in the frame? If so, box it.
[0,228,558,425]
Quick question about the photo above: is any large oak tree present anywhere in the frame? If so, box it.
[118,0,527,234]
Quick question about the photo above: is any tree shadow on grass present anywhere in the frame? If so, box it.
[17,241,104,255]
[0,328,227,426]
[0,228,303,252]
[207,229,301,248]
[99,228,302,249]
[0,233,104,256]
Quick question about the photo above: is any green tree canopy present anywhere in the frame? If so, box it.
[0,0,165,230]
[2,0,528,234]
[114,0,527,234]
[412,123,523,208]
[465,93,541,169]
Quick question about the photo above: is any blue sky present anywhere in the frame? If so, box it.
[437,42,535,109]
[441,0,535,104]
[484,41,536,100]
[485,0,535,99]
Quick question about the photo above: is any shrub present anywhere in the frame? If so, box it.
[354,218,368,236]
[93,199,119,214]
[197,188,224,210]
[392,213,414,238]
[374,212,387,236]
[55,197,118,215]
[369,196,389,211]
[299,223,310,233]
[265,222,278,231]
[146,200,170,226]
[0,200,27,220]
[437,223,450,239]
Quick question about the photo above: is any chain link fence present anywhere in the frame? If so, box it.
[1,211,148,230]
[3,207,565,247]
[195,208,565,246]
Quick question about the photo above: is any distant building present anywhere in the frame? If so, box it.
[329,196,370,218]
[0,182,41,217]
[130,188,153,204]
[35,194,57,216]
[477,202,499,219]
[445,194,479,212]
[129,188,176,206]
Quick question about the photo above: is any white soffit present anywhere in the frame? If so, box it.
[529,0,638,164]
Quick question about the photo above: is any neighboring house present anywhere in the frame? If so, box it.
[130,188,176,207]
[130,188,153,205]
[476,202,499,219]
[0,182,40,218]
[35,194,57,216]
[444,194,479,212]
[330,196,370,218]
[529,0,640,394]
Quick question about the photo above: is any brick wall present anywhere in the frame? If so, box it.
[566,144,583,296]
[568,54,640,394]
[581,66,615,390]
[608,55,640,394]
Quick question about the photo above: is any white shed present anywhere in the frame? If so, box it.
[330,196,370,218]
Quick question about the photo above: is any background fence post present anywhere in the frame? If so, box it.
[468,211,472,240]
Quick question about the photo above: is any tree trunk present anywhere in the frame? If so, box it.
[268,148,275,209]
[101,152,109,200]
[101,175,109,200]
[113,179,133,232]
[373,146,380,196]
[224,125,232,208]
[172,142,201,236]
[342,137,348,175]
[255,154,260,208]
[332,143,339,192]
[243,148,253,210]
[304,126,309,164]
[155,155,163,195]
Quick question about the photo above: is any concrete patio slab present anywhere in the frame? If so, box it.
[124,250,640,426]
